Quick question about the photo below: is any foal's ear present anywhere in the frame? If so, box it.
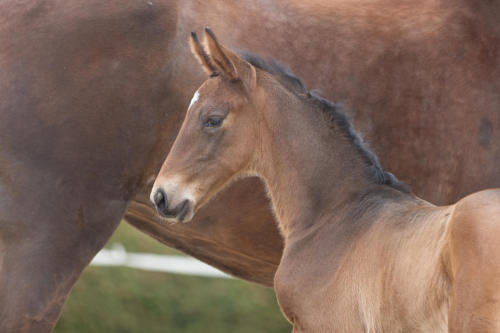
[190,32,218,75]
[203,28,256,88]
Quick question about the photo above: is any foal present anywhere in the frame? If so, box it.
[151,29,500,332]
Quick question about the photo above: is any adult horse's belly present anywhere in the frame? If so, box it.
[125,177,282,286]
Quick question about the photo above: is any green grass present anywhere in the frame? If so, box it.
[55,221,291,333]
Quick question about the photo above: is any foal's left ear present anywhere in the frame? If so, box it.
[203,27,256,88]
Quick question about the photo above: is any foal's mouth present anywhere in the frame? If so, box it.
[151,188,194,223]
[174,199,192,223]
[158,200,192,223]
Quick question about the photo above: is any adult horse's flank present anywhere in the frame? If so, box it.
[152,29,500,332]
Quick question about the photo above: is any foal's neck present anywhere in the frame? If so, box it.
[254,86,392,239]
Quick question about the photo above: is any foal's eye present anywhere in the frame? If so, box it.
[205,117,224,128]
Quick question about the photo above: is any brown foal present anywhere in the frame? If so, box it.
[151,29,500,332]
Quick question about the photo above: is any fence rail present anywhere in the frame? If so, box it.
[90,243,231,279]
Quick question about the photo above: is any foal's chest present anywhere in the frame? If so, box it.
[274,227,449,332]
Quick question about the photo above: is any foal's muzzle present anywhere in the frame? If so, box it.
[150,188,193,223]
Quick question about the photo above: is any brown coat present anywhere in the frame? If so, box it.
[1,0,499,330]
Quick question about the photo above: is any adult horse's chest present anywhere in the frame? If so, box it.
[274,221,449,332]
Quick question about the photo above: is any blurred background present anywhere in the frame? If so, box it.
[54,221,291,333]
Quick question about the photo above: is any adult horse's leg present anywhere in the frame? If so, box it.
[0,1,176,329]
[0,170,127,331]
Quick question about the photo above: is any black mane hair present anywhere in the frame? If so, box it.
[237,50,410,193]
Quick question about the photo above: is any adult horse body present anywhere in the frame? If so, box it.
[152,30,500,332]
[0,0,499,330]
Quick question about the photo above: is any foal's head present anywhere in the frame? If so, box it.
[150,29,407,222]
[150,28,266,222]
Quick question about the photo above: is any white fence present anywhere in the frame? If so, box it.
[90,243,231,279]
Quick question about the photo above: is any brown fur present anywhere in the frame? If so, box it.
[153,31,500,332]
[1,0,500,330]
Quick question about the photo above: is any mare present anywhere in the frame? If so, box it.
[152,29,500,332]
[1,0,499,330]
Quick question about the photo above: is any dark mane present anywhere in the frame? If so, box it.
[309,93,410,193]
[238,51,410,193]
[237,50,307,95]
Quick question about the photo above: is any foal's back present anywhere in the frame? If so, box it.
[276,188,500,332]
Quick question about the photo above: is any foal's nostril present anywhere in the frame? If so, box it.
[153,189,167,212]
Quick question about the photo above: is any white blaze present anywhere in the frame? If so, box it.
[188,90,200,109]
